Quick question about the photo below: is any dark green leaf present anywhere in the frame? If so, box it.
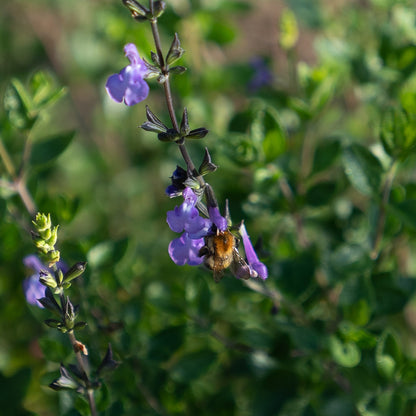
[0,368,31,415]
[30,131,75,167]
[328,243,372,280]
[311,139,341,175]
[342,144,383,196]
[389,199,416,230]
[305,181,337,206]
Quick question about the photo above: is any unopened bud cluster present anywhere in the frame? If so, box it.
[32,213,60,267]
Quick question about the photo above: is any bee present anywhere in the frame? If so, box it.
[199,229,257,282]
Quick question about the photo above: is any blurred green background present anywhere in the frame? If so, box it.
[2,0,416,414]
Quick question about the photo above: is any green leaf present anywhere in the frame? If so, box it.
[311,139,341,175]
[342,144,383,196]
[4,80,36,130]
[338,321,377,349]
[329,243,372,280]
[30,131,75,167]
[170,349,217,383]
[30,71,67,110]
[0,368,32,415]
[223,133,259,166]
[305,182,337,206]
[277,251,316,298]
[380,106,416,159]
[343,299,371,327]
[262,128,286,162]
[389,199,416,230]
[376,330,401,380]
[329,335,361,368]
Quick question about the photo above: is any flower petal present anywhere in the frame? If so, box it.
[124,43,141,66]
[240,223,268,280]
[22,275,45,307]
[208,206,227,231]
[23,255,44,273]
[105,73,126,103]
[168,233,204,266]
[124,78,150,106]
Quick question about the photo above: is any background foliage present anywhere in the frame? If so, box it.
[2,0,416,415]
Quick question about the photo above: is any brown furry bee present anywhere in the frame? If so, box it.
[199,229,256,282]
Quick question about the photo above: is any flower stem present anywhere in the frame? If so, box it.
[67,330,97,416]
[148,12,205,187]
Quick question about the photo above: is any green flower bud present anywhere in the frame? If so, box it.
[63,262,87,284]
[39,271,58,289]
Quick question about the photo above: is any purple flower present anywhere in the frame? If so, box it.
[240,223,268,280]
[167,187,211,238]
[168,233,205,266]
[208,206,228,232]
[106,43,149,106]
[248,57,273,92]
[23,255,68,307]
[23,255,46,307]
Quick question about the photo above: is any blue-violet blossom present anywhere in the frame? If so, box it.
[23,255,67,307]
[23,255,47,307]
[167,187,227,266]
[106,43,149,106]
[239,223,268,280]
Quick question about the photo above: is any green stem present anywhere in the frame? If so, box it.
[0,136,16,177]
[371,160,398,260]
[0,135,37,216]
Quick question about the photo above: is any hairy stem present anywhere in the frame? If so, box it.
[67,330,97,416]
[148,11,205,187]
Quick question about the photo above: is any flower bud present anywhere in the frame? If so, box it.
[49,365,79,391]
[166,33,185,66]
[39,271,58,289]
[152,0,166,18]
[33,213,51,233]
[63,262,87,284]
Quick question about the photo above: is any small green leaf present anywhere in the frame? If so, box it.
[380,106,416,159]
[262,128,286,162]
[30,131,75,167]
[376,330,401,380]
[329,335,361,368]
[280,8,299,50]
[30,71,67,110]
[4,80,36,130]
[342,144,383,196]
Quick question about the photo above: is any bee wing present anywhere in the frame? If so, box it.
[230,249,255,280]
